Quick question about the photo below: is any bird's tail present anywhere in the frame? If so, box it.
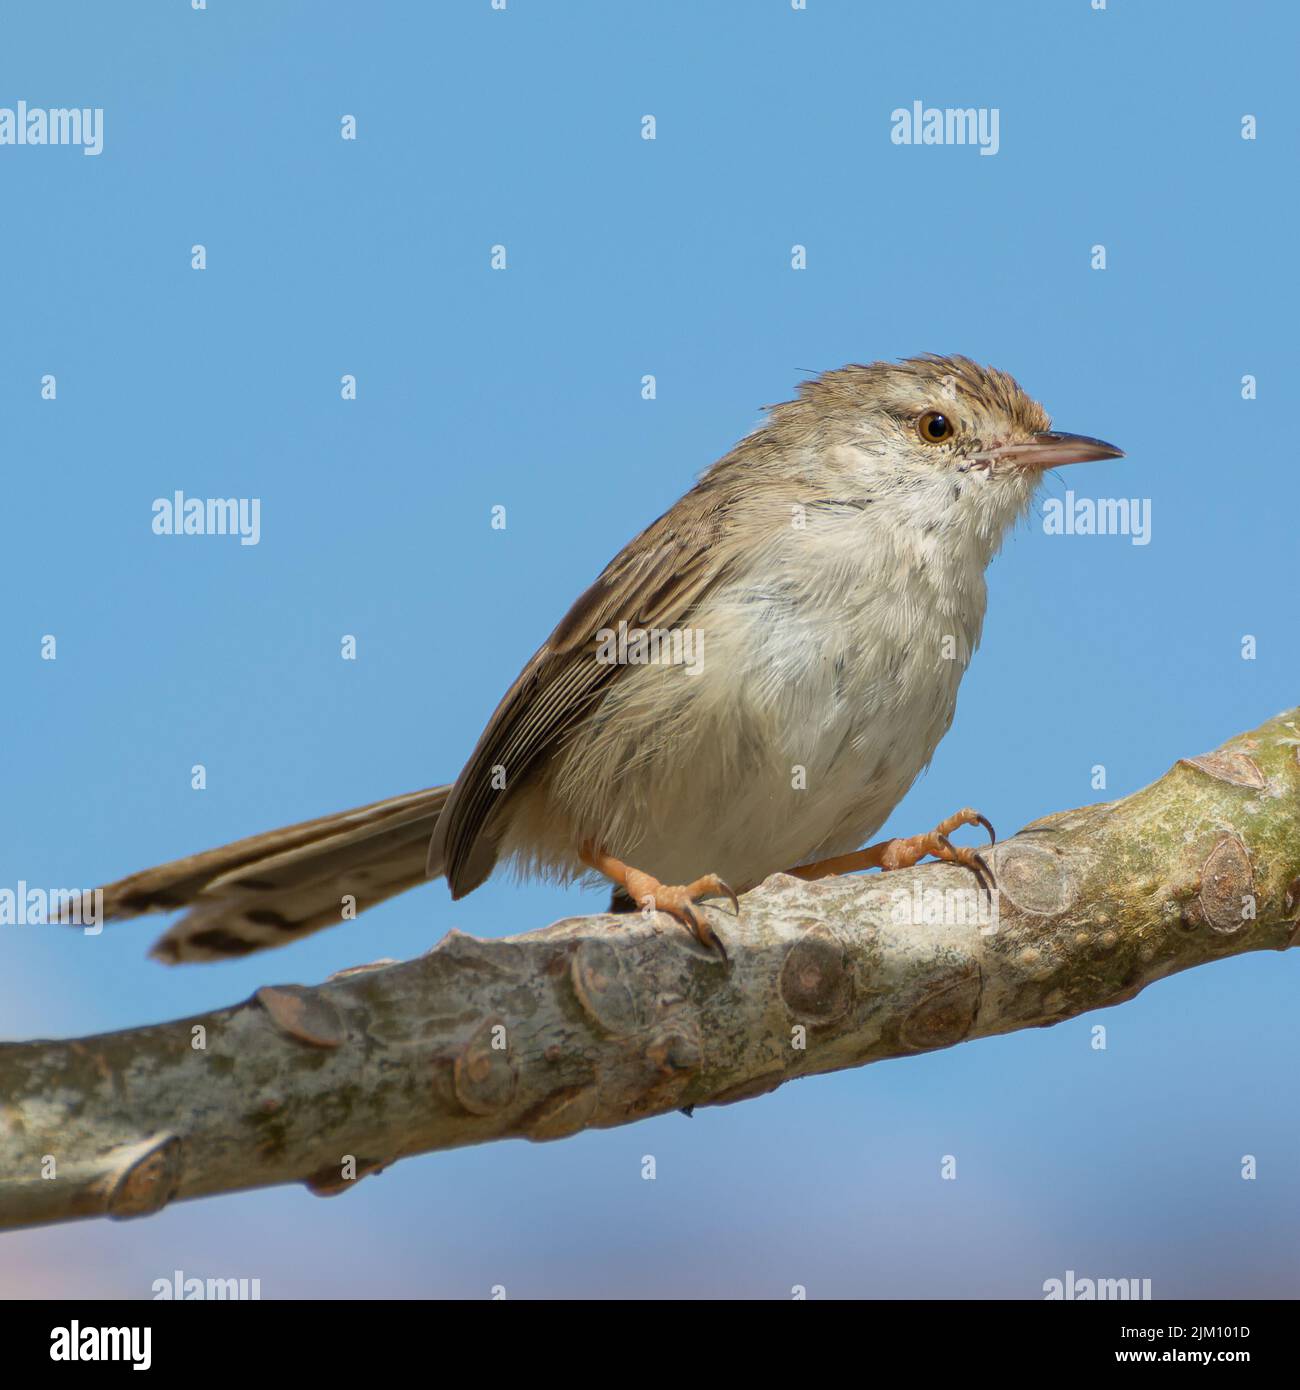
[96,785,452,962]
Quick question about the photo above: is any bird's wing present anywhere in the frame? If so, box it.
[428,482,758,896]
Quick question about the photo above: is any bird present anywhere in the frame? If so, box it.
[95,354,1123,963]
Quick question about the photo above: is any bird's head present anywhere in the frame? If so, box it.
[772,353,1124,546]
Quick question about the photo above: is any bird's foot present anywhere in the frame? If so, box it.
[789,807,996,894]
[581,843,737,960]
[879,808,996,894]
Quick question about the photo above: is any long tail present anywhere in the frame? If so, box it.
[97,785,452,962]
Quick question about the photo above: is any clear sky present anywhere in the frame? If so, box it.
[3,0,1297,1298]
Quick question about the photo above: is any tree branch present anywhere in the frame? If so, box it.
[3,707,1299,1231]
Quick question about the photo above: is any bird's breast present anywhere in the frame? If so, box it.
[525,513,992,890]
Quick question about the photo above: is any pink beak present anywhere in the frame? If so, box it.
[974,430,1125,470]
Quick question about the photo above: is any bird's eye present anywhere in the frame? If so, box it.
[917,411,954,444]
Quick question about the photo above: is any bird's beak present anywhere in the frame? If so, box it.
[972,431,1125,471]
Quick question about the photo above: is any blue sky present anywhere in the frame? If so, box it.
[3,0,1297,1298]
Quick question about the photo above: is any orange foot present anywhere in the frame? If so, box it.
[580,843,738,960]
[788,807,996,894]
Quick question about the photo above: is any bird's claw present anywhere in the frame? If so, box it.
[634,872,735,962]
[582,843,737,961]
[930,830,995,896]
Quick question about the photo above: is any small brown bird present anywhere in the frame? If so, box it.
[98,354,1122,962]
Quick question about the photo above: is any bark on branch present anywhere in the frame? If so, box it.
[3,708,1299,1231]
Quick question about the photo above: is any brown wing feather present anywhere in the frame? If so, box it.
[428,482,755,897]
